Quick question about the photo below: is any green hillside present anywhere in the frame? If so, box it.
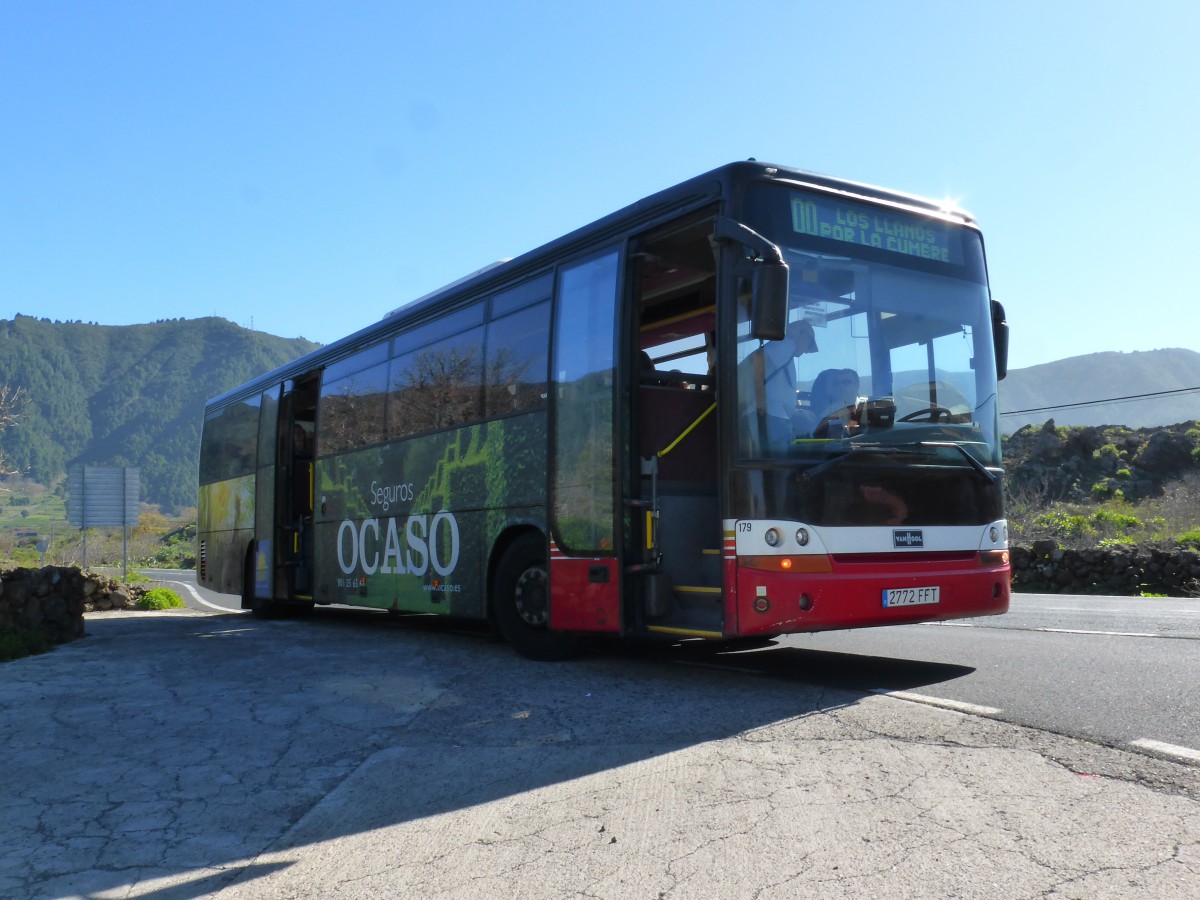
[0,316,319,511]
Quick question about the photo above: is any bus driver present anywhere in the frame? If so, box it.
[807,367,861,438]
[741,317,819,452]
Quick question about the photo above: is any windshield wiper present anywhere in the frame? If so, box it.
[798,441,998,485]
[918,441,998,484]
[799,443,917,481]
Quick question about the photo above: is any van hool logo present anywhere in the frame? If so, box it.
[893,529,924,548]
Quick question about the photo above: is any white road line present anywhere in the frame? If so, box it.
[923,622,1160,638]
[870,688,1003,717]
[1130,739,1200,765]
[1039,606,1197,615]
[157,579,240,614]
[1033,627,1159,638]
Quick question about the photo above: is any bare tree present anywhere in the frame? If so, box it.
[0,385,25,477]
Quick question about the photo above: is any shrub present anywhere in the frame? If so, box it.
[1029,502,1149,549]
[1091,509,1141,530]
[1177,529,1200,546]
[0,626,51,662]
[137,587,185,610]
[1033,510,1092,540]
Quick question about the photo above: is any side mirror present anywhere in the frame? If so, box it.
[711,217,790,341]
[751,261,789,341]
[991,299,1009,381]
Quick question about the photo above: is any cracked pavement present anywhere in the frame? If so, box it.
[1,609,1197,899]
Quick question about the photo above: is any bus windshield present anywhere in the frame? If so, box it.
[737,185,1000,469]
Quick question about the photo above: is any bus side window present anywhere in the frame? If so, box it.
[316,360,388,457]
[200,397,260,484]
[485,299,550,416]
[388,325,485,439]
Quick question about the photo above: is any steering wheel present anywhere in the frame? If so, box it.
[898,406,953,423]
[811,406,858,439]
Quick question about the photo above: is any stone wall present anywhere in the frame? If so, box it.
[0,567,142,647]
[1011,543,1200,597]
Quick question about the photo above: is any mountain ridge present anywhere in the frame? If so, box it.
[1000,347,1200,432]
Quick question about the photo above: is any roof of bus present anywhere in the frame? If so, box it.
[204,160,976,412]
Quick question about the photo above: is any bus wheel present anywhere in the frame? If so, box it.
[494,534,577,660]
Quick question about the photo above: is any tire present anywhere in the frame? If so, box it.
[493,533,578,660]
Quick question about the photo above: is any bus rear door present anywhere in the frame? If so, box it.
[275,375,319,602]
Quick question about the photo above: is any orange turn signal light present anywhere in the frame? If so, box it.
[739,555,833,573]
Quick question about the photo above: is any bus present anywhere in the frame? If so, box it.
[198,160,1011,658]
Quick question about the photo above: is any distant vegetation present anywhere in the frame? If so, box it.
[0,477,196,569]
[0,315,319,512]
[1004,420,1200,550]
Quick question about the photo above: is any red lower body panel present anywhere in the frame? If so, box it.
[731,554,1010,637]
[548,555,621,633]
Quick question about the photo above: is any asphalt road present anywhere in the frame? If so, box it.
[148,569,1200,767]
[5,606,1198,898]
[766,595,1200,761]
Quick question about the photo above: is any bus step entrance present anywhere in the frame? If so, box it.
[649,557,723,633]
[655,583,722,634]
[636,491,723,632]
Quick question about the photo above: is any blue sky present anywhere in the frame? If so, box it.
[2,1,1197,371]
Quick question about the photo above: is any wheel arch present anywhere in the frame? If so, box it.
[486,523,547,625]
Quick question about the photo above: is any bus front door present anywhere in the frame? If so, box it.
[628,216,725,641]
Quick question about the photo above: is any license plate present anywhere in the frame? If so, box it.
[882,586,940,607]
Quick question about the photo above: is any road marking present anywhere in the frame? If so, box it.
[1033,627,1159,637]
[923,622,1161,638]
[870,688,1003,717]
[1130,739,1200,765]
[156,579,239,614]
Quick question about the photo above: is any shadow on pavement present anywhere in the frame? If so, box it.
[5,606,975,898]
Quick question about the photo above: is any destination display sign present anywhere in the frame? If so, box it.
[790,195,963,265]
